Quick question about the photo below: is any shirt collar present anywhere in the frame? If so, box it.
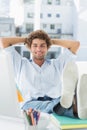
[29,58,51,65]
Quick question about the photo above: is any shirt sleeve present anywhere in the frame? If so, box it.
[54,48,77,74]
[3,46,22,81]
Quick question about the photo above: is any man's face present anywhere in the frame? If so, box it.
[30,38,48,60]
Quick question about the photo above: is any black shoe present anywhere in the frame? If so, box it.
[53,103,66,116]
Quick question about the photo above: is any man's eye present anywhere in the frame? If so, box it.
[41,45,46,47]
[33,45,37,47]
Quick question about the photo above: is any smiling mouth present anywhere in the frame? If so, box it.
[36,52,43,55]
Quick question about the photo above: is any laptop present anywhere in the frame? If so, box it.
[0,50,22,118]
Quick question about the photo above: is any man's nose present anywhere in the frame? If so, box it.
[37,46,41,51]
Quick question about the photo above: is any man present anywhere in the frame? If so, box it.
[0,30,82,124]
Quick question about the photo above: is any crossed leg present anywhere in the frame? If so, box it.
[53,61,79,117]
[54,61,87,119]
[60,61,79,109]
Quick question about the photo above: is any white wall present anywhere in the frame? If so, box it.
[0,116,25,130]
[75,0,87,44]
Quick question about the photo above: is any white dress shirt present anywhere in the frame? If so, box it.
[4,46,76,107]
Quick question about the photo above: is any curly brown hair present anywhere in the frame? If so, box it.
[26,30,52,48]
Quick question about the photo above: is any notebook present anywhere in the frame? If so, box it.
[50,113,87,129]
[0,51,22,118]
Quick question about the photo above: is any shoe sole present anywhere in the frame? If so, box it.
[77,74,87,119]
[60,61,78,108]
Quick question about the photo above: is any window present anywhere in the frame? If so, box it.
[56,13,60,18]
[56,23,62,33]
[57,28,61,34]
[24,0,35,4]
[55,0,60,5]
[26,23,33,33]
[50,24,55,29]
[40,13,43,18]
[48,13,51,17]
[47,0,52,5]
[0,23,10,31]
[43,24,47,28]
[46,52,55,59]
[46,47,61,59]
[15,46,21,54]
[23,51,30,59]
[27,13,34,18]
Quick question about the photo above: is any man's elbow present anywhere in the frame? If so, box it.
[76,41,80,51]
[73,41,80,54]
[70,41,80,54]
[0,38,9,49]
